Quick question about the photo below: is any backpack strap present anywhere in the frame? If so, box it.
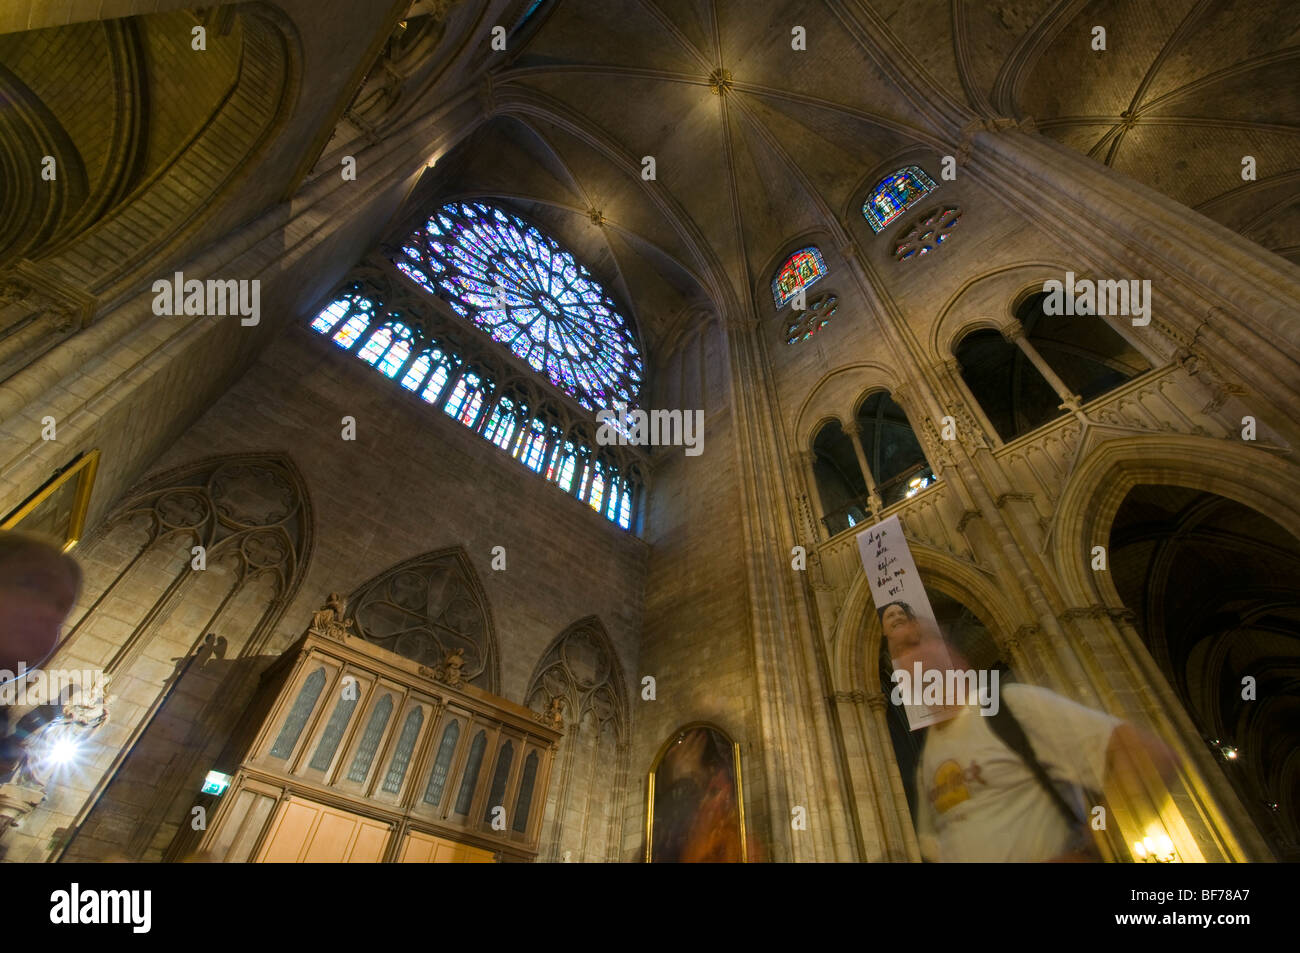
[985,701,1083,830]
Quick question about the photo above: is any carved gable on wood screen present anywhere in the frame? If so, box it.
[344,548,500,693]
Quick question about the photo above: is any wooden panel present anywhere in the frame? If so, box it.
[398,830,438,863]
[432,840,461,862]
[458,842,495,863]
[256,796,390,863]
[301,809,360,862]
[257,799,320,862]
[396,829,495,863]
[349,820,390,862]
[225,791,278,863]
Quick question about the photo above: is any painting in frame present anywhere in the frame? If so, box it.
[0,449,100,552]
[646,722,746,862]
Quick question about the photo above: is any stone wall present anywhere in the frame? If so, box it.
[9,318,647,862]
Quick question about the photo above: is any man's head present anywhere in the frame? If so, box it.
[0,531,82,677]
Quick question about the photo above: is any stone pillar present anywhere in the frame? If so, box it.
[794,449,828,541]
[999,321,1085,421]
[843,421,882,512]
[720,305,853,861]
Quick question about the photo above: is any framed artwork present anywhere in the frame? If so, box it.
[646,723,746,862]
[0,449,100,552]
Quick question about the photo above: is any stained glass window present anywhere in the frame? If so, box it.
[309,285,640,530]
[392,201,643,412]
[455,730,488,815]
[423,719,460,807]
[359,322,414,377]
[382,707,425,794]
[309,680,360,771]
[618,485,633,529]
[550,440,578,492]
[483,740,514,823]
[893,205,962,261]
[483,395,520,449]
[512,751,540,833]
[862,166,937,233]
[588,461,606,513]
[270,668,325,760]
[771,246,828,310]
[785,293,838,345]
[444,371,486,427]
[347,694,394,783]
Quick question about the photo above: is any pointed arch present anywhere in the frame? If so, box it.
[524,615,630,862]
[344,545,502,694]
[61,450,315,665]
[41,450,314,862]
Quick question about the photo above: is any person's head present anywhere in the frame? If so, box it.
[878,601,922,654]
[0,532,82,677]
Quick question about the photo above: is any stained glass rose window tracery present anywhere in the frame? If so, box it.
[785,293,837,344]
[391,201,643,413]
[862,166,937,233]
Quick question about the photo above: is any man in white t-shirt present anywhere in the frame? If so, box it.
[894,622,1175,863]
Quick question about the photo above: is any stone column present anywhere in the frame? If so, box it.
[963,124,1300,417]
[843,421,882,513]
[999,321,1086,421]
[794,449,828,541]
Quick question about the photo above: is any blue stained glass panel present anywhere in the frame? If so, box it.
[862,165,937,233]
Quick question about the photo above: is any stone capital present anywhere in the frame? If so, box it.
[1012,623,1040,644]
[956,509,982,534]
[999,321,1026,344]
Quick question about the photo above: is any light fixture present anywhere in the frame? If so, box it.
[1133,830,1177,863]
[48,736,79,766]
[201,771,233,796]
[1220,744,1239,761]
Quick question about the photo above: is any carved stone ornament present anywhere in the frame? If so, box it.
[951,406,990,452]
[535,695,565,731]
[308,592,354,641]
[437,647,466,687]
[0,279,33,308]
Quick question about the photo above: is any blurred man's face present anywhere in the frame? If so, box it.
[893,625,952,670]
[0,544,80,675]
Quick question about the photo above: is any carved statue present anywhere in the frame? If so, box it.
[545,695,564,731]
[309,593,354,641]
[440,648,465,687]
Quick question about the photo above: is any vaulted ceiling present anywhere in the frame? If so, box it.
[393,0,1299,356]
